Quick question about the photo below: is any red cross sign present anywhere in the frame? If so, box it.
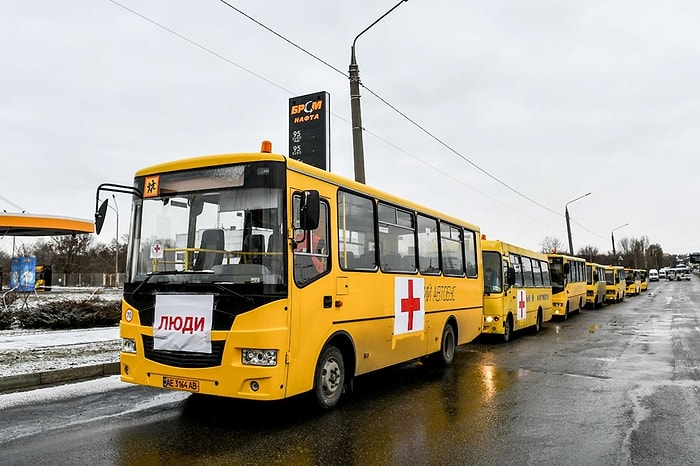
[395,277,424,335]
[517,289,527,320]
[151,240,164,259]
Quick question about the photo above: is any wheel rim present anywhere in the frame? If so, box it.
[320,357,342,398]
[444,328,455,359]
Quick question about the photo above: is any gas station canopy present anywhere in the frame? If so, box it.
[0,213,94,236]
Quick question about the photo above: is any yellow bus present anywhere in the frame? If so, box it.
[604,265,626,303]
[639,269,648,291]
[624,268,641,296]
[481,239,552,342]
[546,253,586,319]
[96,142,484,409]
[585,262,606,309]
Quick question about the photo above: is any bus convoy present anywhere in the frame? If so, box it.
[94,143,670,409]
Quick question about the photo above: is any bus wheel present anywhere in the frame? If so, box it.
[563,304,569,320]
[503,315,513,342]
[313,344,345,410]
[534,310,542,333]
[436,322,456,365]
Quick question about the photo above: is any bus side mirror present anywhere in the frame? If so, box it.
[95,199,108,235]
[507,268,516,286]
[300,190,320,231]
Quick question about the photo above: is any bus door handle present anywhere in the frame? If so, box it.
[323,296,332,308]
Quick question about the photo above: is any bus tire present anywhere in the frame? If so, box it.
[563,304,569,320]
[534,309,542,333]
[434,322,456,366]
[313,344,345,410]
[503,315,513,342]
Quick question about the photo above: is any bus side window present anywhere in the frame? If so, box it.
[337,190,376,271]
[511,254,523,287]
[293,194,330,286]
[464,228,478,278]
[417,215,440,275]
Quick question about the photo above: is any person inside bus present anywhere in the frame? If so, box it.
[294,230,326,280]
[485,266,501,293]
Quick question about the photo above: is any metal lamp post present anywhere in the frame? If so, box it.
[565,192,591,255]
[349,0,408,184]
[107,195,119,287]
[611,223,629,257]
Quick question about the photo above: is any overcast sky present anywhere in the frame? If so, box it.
[1,0,698,258]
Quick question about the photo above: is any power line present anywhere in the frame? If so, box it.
[107,0,294,95]
[216,1,564,218]
[108,1,603,240]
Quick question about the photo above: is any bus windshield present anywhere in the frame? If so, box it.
[127,162,286,292]
[605,269,615,285]
[549,257,565,294]
[483,251,502,293]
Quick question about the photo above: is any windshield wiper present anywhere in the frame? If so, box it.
[211,283,254,304]
[130,270,213,298]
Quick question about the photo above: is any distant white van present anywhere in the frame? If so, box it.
[659,268,667,279]
[648,269,659,281]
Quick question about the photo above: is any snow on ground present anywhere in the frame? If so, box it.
[0,327,120,377]
[0,288,122,377]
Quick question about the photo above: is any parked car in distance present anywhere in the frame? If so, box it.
[659,268,667,279]
[648,269,659,281]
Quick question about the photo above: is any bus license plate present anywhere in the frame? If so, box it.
[162,376,200,392]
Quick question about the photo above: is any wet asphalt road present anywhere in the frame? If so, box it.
[1,278,699,465]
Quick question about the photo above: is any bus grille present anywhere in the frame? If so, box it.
[142,335,225,368]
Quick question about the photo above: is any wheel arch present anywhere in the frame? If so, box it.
[444,314,459,344]
[322,330,356,382]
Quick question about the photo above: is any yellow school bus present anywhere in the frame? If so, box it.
[585,262,606,309]
[625,268,641,296]
[546,253,587,319]
[96,142,484,409]
[481,239,552,342]
[604,265,626,303]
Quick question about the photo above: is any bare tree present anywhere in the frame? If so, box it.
[577,245,600,262]
[50,234,93,274]
[541,237,564,254]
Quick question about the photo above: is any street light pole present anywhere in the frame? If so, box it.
[349,0,408,184]
[108,195,119,287]
[565,192,591,255]
[611,223,629,257]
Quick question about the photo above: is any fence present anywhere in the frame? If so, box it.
[0,273,125,290]
[52,273,126,288]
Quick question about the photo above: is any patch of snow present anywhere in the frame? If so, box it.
[0,327,120,377]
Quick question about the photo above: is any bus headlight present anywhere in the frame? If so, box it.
[121,338,137,353]
[242,348,278,367]
[485,316,494,323]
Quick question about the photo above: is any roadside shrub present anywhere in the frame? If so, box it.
[15,297,121,330]
[0,307,13,330]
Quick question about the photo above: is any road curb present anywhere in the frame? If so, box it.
[0,362,120,393]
